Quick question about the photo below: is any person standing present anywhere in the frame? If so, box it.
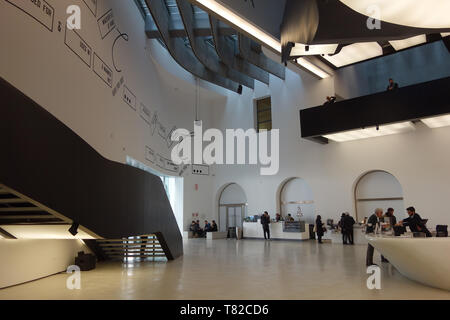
[366,208,384,266]
[261,211,271,240]
[396,207,432,237]
[344,213,356,245]
[339,213,348,244]
[316,215,325,244]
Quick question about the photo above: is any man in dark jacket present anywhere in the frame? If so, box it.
[344,213,356,245]
[366,208,384,266]
[261,211,271,240]
[396,207,432,237]
[339,213,348,244]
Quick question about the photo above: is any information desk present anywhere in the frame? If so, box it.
[367,235,450,291]
[243,221,310,241]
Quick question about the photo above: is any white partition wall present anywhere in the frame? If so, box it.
[355,171,404,221]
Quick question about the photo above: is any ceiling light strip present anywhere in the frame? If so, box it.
[324,122,415,142]
[192,0,330,79]
[194,0,281,52]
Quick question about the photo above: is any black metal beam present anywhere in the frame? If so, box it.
[300,77,450,139]
[209,16,269,85]
[239,35,285,80]
[176,0,252,89]
[145,0,240,93]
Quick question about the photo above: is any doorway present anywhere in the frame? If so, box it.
[218,183,247,235]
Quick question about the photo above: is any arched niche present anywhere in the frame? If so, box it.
[277,177,315,224]
[217,183,247,233]
[354,170,404,222]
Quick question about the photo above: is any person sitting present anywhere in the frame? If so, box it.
[396,206,431,237]
[210,220,218,232]
[193,220,203,238]
[275,213,281,222]
[204,220,212,233]
[387,78,399,91]
[189,221,196,234]
[285,214,294,222]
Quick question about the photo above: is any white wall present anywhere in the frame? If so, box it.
[355,171,404,221]
[280,178,315,223]
[0,239,91,288]
[219,183,247,205]
[210,65,450,228]
[0,0,219,234]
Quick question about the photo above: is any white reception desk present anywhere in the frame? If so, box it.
[367,235,450,291]
[243,222,310,241]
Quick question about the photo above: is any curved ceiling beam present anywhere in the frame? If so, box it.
[175,0,252,89]
[280,0,450,60]
[239,35,285,80]
[144,0,240,93]
[209,16,269,85]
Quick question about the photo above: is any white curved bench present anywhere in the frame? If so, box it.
[367,236,450,291]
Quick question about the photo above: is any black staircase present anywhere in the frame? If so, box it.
[0,77,183,260]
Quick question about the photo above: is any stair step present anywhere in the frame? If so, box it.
[0,198,27,204]
[106,254,166,258]
[0,207,46,212]
[99,243,160,248]
[102,249,164,253]
[97,238,156,242]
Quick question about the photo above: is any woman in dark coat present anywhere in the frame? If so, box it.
[316,215,325,243]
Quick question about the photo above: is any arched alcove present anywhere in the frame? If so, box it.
[217,183,247,233]
[278,177,315,224]
[354,170,404,222]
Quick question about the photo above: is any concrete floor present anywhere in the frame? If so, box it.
[1,239,449,300]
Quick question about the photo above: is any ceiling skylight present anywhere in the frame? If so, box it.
[389,35,427,51]
[291,44,339,56]
[421,114,450,128]
[340,0,450,29]
[323,42,383,68]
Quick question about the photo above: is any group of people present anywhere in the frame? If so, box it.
[323,78,399,106]
[366,206,431,266]
[189,219,218,238]
[338,212,356,245]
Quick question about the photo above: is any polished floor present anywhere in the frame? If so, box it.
[1,239,449,300]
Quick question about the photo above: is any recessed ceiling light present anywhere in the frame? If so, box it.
[389,35,427,51]
[421,114,450,128]
[291,44,339,56]
[324,122,415,142]
[323,42,383,68]
[340,0,450,29]
[193,0,330,79]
